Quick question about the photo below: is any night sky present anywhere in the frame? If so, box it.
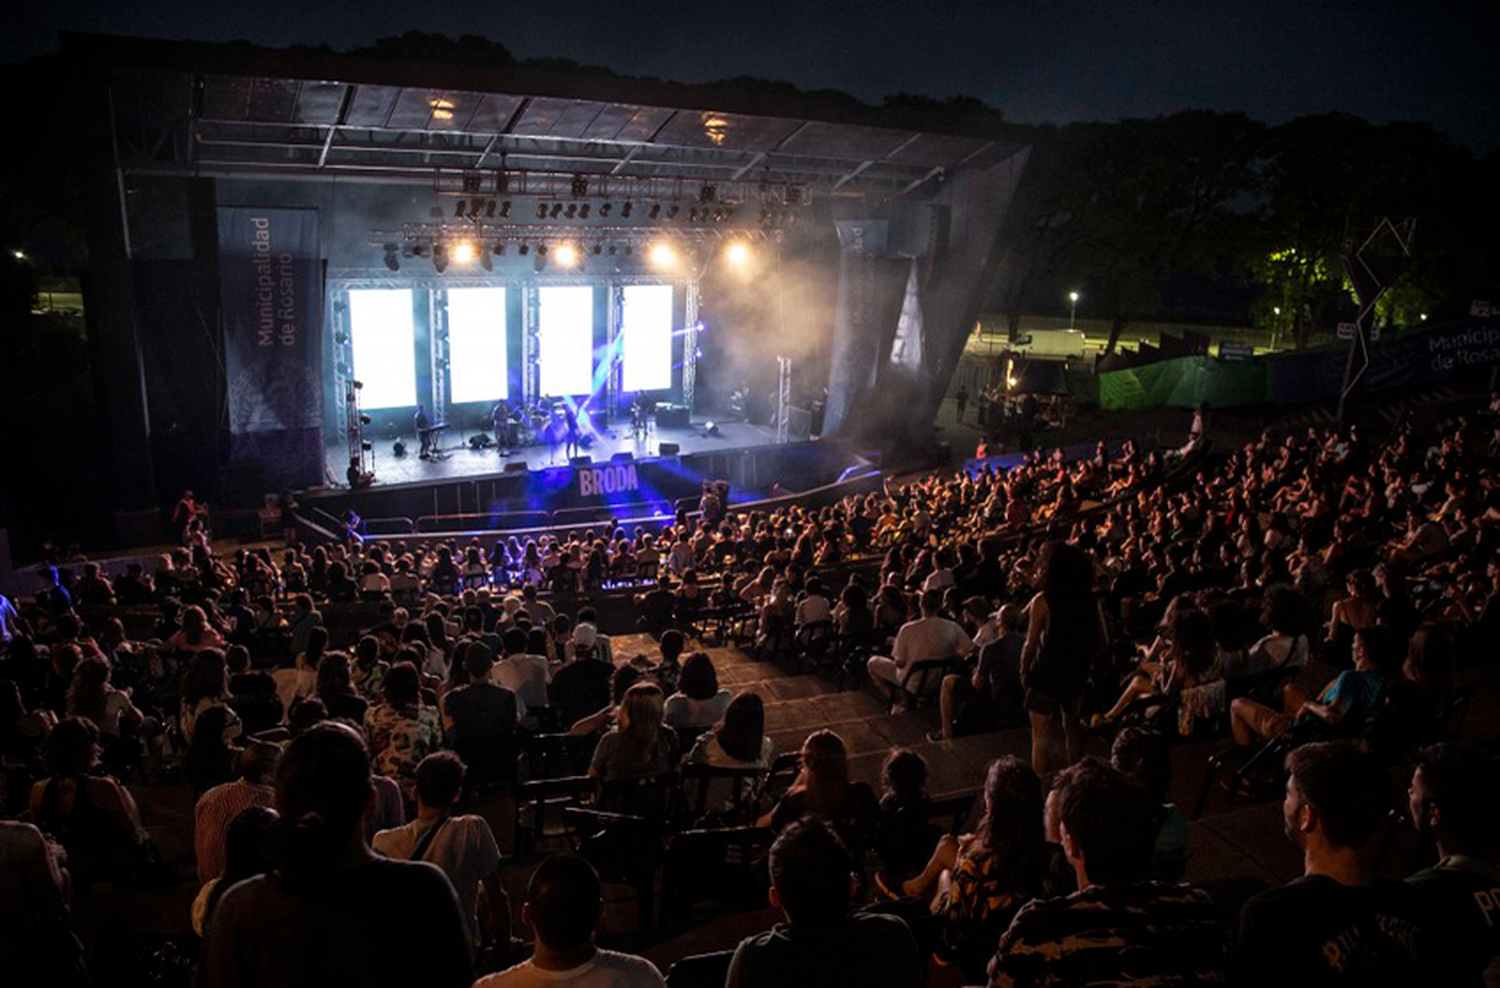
[5,0,1496,153]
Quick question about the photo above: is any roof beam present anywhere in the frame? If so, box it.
[473,133,501,170]
[900,166,943,196]
[832,159,873,191]
[609,144,643,175]
[730,152,766,180]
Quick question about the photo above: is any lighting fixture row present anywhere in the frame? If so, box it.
[382,239,753,273]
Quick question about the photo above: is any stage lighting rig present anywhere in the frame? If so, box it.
[622,201,633,218]
[433,244,449,273]
[554,243,580,268]
[536,203,549,220]
[649,242,677,269]
[451,241,477,266]
[383,244,400,272]
[499,200,512,218]
[725,242,750,265]
[648,203,661,219]
[599,203,613,217]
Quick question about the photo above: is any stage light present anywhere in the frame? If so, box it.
[499,200,512,218]
[649,242,677,269]
[571,175,589,197]
[452,241,477,265]
[667,205,679,219]
[383,244,400,272]
[622,200,633,218]
[536,203,548,220]
[592,244,603,255]
[433,244,449,273]
[554,243,580,268]
[454,200,467,218]
[480,248,492,272]
[493,243,507,257]
[565,203,578,219]
[359,414,372,425]
[579,204,591,219]
[485,200,496,218]
[599,203,612,217]
[393,440,407,457]
[550,203,564,219]
[724,241,750,265]
[11,249,25,261]
[519,244,530,256]
[699,183,716,203]
[649,203,661,219]
[688,208,699,223]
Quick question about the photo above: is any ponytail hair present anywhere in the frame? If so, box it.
[273,721,373,889]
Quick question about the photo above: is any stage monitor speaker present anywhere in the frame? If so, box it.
[504,461,529,473]
[610,451,634,463]
[570,455,592,466]
[655,402,691,428]
[658,442,681,457]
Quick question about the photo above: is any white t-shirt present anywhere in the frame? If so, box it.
[372,814,500,946]
[663,688,732,729]
[890,615,974,671]
[474,949,666,988]
[493,653,551,715]
[794,594,832,626]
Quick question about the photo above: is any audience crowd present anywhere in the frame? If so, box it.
[0,395,1497,987]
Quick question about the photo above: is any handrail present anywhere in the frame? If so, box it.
[363,516,417,536]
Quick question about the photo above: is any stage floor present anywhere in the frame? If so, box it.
[335,418,781,489]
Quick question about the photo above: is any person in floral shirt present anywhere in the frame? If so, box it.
[363,661,441,805]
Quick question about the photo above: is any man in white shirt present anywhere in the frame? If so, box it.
[492,627,550,718]
[794,578,832,627]
[374,752,508,960]
[866,589,974,697]
[921,548,956,593]
[475,853,665,988]
[666,532,696,576]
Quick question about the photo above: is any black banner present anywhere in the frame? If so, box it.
[217,207,323,489]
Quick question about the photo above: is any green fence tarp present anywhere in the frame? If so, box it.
[1099,356,1269,411]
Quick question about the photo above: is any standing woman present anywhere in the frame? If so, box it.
[1020,541,1107,777]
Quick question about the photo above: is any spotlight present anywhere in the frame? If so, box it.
[667,205,679,219]
[537,245,548,256]
[481,248,492,271]
[565,203,578,219]
[649,203,661,219]
[383,244,400,272]
[608,245,617,255]
[688,208,699,223]
[649,242,676,269]
[724,241,750,265]
[359,414,372,425]
[550,203,564,218]
[351,380,364,389]
[433,243,449,273]
[571,175,589,197]
[485,200,496,218]
[361,441,373,452]
[499,200,512,218]
[699,183,716,203]
[454,200,467,218]
[579,204,590,219]
[536,203,549,220]
[554,243,580,268]
[592,244,603,255]
[393,440,407,457]
[493,243,506,257]
[451,241,477,265]
[519,244,530,256]
[622,200,633,218]
[600,203,612,217]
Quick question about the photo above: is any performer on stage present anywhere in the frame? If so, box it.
[415,404,433,459]
[563,402,581,460]
[490,398,512,452]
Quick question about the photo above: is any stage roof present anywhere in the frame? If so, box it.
[65,33,1029,202]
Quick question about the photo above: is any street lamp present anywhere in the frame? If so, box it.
[1067,291,1080,331]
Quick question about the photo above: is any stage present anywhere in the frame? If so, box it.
[339,416,780,490]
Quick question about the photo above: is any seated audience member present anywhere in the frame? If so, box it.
[685,692,773,817]
[66,654,142,743]
[873,748,935,887]
[29,717,149,887]
[363,661,442,805]
[727,818,923,988]
[195,741,280,884]
[475,853,666,987]
[443,643,521,778]
[867,588,975,699]
[191,805,277,936]
[898,756,1071,981]
[663,652,732,732]
[934,602,1023,741]
[648,628,686,694]
[180,649,231,744]
[225,645,281,736]
[0,818,88,985]
[990,759,1223,987]
[549,629,615,728]
[316,651,369,725]
[374,752,509,961]
[1110,728,1188,881]
[588,682,679,785]
[166,604,225,655]
[767,730,880,868]
[199,723,473,988]
[292,625,328,701]
[1236,587,1311,678]
[1234,740,1431,987]
[493,627,550,719]
[1230,624,1400,748]
[1405,743,1500,986]
[185,703,245,797]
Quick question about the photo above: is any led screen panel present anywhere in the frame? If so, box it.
[447,288,508,403]
[621,284,674,392]
[347,288,417,410]
[538,285,595,396]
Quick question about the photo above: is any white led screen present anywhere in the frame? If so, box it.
[538,286,595,396]
[347,288,417,410]
[621,284,674,392]
[446,288,508,403]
